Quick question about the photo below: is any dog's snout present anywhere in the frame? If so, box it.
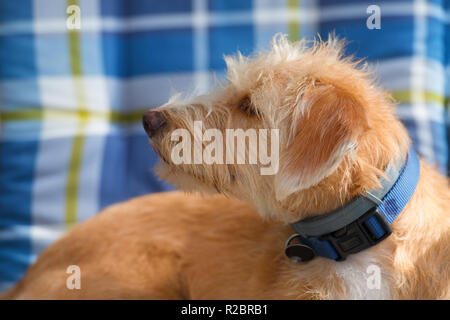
[143,110,166,137]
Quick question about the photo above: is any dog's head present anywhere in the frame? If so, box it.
[143,34,409,222]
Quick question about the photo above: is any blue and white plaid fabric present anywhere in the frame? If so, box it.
[1,0,449,292]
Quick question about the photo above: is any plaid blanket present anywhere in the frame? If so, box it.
[0,0,449,292]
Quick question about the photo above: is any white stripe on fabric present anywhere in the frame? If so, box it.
[75,0,106,223]
[106,72,219,110]
[31,1,74,237]
[2,2,448,35]
[320,1,448,22]
[32,136,74,224]
[193,0,210,94]
[397,103,447,124]
[410,0,436,165]
[38,76,111,112]
[30,224,67,257]
[373,57,445,95]
[76,134,104,222]
[252,0,288,52]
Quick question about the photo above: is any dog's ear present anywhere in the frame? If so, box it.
[274,83,368,201]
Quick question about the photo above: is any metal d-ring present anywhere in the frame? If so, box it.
[284,234,316,262]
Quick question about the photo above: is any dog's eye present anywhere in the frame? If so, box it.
[238,96,258,116]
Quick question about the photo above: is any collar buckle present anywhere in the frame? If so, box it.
[319,207,392,261]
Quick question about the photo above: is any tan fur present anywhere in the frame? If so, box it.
[2,192,344,299]
[3,35,449,299]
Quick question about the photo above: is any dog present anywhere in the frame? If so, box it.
[3,35,449,299]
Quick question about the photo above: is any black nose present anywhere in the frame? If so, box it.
[142,110,166,136]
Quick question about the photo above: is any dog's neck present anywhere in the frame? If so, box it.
[284,148,420,262]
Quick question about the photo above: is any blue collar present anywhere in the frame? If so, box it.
[285,148,421,262]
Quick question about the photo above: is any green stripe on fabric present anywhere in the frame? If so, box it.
[391,91,450,106]
[0,109,44,121]
[288,0,299,41]
[65,128,85,225]
[65,0,86,226]
[1,90,448,125]
[0,108,149,123]
[1,89,448,125]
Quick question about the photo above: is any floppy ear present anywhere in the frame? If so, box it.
[274,84,368,201]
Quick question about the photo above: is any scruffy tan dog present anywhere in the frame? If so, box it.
[3,35,449,300]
